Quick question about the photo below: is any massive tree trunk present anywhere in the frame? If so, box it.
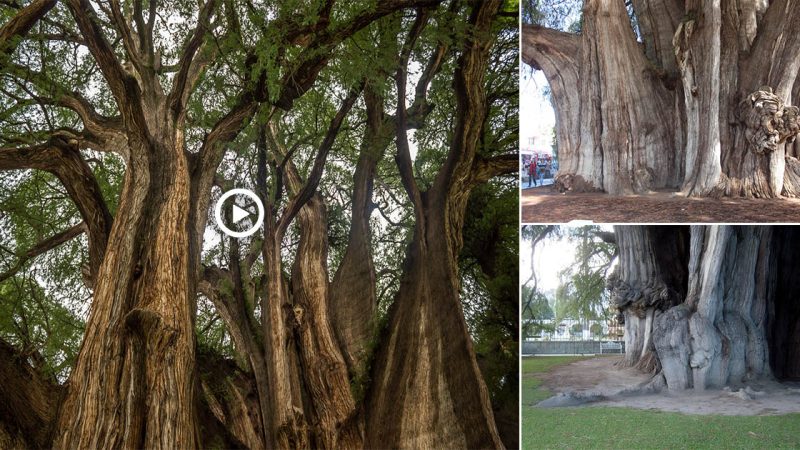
[366,205,504,449]
[611,225,800,390]
[523,0,800,197]
[607,226,689,373]
[366,2,506,448]
[54,107,199,449]
[0,0,515,447]
[329,86,392,376]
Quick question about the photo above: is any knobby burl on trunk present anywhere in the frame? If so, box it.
[0,1,517,448]
[609,225,800,391]
[523,0,800,198]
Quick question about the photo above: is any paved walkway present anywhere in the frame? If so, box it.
[521,177,554,189]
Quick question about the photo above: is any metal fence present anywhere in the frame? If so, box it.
[521,340,625,355]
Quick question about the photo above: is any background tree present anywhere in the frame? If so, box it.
[609,225,800,389]
[521,285,555,339]
[523,0,800,197]
[554,226,615,330]
[520,225,556,319]
[0,1,518,448]
[523,225,615,340]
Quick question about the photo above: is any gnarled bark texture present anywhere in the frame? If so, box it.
[365,1,506,448]
[0,339,61,449]
[523,0,800,197]
[611,225,800,390]
[0,1,516,448]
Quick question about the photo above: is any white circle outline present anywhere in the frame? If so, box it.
[214,188,265,238]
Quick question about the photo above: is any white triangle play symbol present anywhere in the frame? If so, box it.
[232,204,250,223]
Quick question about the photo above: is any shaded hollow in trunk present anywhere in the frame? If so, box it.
[768,227,800,381]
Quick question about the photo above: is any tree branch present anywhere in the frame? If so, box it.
[108,0,144,71]
[469,153,517,186]
[0,0,57,58]
[0,139,112,278]
[432,0,501,198]
[520,23,579,86]
[406,0,459,127]
[65,0,150,140]
[394,8,429,215]
[0,222,85,283]
[193,95,258,185]
[276,83,362,238]
[168,0,219,118]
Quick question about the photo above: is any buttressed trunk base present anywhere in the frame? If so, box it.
[523,1,800,197]
[612,225,800,391]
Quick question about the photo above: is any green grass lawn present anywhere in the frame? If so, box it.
[522,355,800,449]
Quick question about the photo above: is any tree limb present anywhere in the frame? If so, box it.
[432,0,502,202]
[520,23,579,86]
[276,83,362,238]
[469,153,517,186]
[0,139,112,278]
[0,222,85,283]
[0,0,57,58]
[393,8,429,216]
[168,0,219,118]
[108,0,144,72]
[65,0,150,140]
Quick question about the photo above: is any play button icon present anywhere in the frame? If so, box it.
[232,204,250,223]
[214,188,264,238]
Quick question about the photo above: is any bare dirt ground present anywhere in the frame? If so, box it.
[522,187,800,223]
[542,356,651,395]
[540,356,800,416]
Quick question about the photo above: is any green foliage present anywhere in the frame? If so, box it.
[523,0,583,29]
[0,276,84,381]
[460,179,518,408]
[520,225,559,321]
[195,295,237,363]
[554,226,615,323]
[521,285,555,339]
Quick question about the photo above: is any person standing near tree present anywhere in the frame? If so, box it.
[529,161,537,187]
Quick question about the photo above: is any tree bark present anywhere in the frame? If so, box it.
[526,1,680,194]
[0,0,58,57]
[366,2,505,448]
[612,225,800,390]
[366,211,503,449]
[523,0,800,197]
[0,339,61,449]
[329,86,391,376]
[608,226,689,373]
[283,155,361,449]
[54,131,198,448]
